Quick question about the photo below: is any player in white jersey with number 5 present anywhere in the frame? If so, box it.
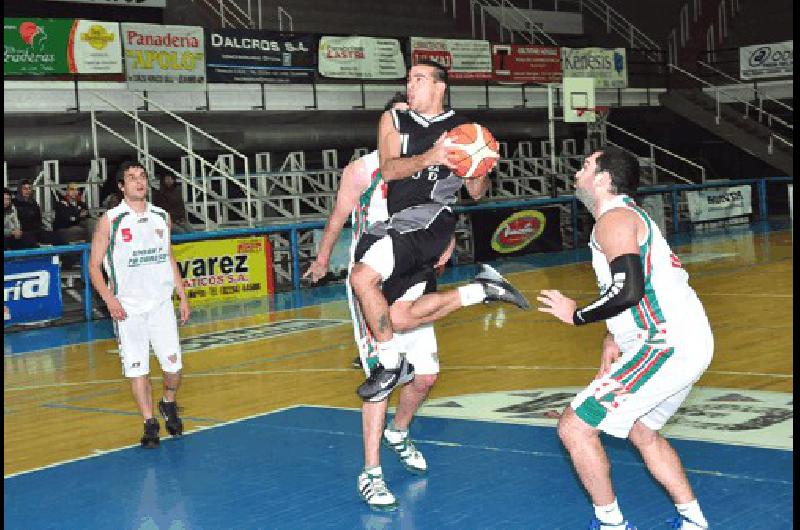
[89,161,190,449]
[537,146,713,530]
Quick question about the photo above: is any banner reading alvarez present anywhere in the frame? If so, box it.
[470,206,562,261]
[172,236,274,305]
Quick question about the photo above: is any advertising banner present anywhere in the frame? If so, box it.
[206,29,316,83]
[492,44,562,83]
[561,47,628,88]
[739,40,793,80]
[318,36,405,79]
[42,0,166,6]
[121,22,206,90]
[4,256,63,326]
[173,236,274,305]
[686,185,752,222]
[4,18,122,75]
[410,37,492,80]
[470,206,562,261]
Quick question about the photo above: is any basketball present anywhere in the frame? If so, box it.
[445,123,499,179]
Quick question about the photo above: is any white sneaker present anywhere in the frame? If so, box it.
[383,427,427,474]
[357,469,397,511]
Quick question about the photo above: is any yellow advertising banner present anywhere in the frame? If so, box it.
[172,236,274,305]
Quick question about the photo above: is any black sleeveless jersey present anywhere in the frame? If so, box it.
[386,108,470,216]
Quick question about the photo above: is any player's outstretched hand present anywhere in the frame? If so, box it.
[303,260,327,284]
[536,289,577,325]
[178,298,191,325]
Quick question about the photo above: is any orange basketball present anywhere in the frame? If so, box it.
[445,123,499,179]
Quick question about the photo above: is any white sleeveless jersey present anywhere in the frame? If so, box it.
[589,195,706,344]
[103,200,175,314]
[349,150,388,256]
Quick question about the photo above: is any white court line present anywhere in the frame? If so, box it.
[4,404,305,479]
[4,366,792,392]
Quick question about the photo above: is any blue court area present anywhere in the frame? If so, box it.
[4,406,792,529]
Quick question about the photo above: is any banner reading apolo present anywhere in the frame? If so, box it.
[471,207,562,261]
[172,236,274,306]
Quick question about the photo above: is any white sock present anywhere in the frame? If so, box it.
[458,283,487,306]
[377,337,400,368]
[676,500,708,528]
[594,499,624,526]
[364,465,382,475]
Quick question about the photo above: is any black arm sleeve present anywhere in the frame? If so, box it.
[573,253,645,326]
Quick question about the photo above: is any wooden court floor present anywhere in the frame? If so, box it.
[3,228,793,476]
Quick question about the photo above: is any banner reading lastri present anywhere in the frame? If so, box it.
[172,236,274,306]
[471,207,562,261]
[318,36,405,79]
[122,22,205,91]
[206,29,316,83]
[4,18,121,75]
[492,44,562,83]
[410,37,492,80]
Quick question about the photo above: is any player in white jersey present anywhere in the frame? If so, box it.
[304,93,530,512]
[89,161,190,449]
[537,146,712,530]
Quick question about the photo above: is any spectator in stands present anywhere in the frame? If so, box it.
[53,183,95,244]
[152,173,193,233]
[4,188,25,250]
[13,179,50,248]
[100,173,122,210]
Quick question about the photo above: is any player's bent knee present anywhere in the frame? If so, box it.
[389,304,414,331]
[411,373,437,391]
[350,263,380,292]
[557,406,591,443]
[628,420,658,447]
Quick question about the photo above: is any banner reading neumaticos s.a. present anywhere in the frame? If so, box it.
[172,236,274,305]
[471,207,562,261]
[121,23,205,91]
[206,29,316,83]
[410,37,492,80]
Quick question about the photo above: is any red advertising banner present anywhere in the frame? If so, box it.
[492,44,562,83]
[410,37,492,80]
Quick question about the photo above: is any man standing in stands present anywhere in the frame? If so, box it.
[89,160,190,449]
[152,173,193,234]
[349,60,528,401]
[538,147,712,530]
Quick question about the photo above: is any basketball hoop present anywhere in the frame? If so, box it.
[574,106,609,123]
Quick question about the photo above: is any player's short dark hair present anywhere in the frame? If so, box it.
[596,146,640,196]
[415,59,448,84]
[384,92,408,112]
[18,179,32,187]
[116,160,147,184]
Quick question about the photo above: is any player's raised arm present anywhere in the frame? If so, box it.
[304,157,366,283]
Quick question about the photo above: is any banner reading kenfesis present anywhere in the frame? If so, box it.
[121,23,206,91]
[4,18,121,75]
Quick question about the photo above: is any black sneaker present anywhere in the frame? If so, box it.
[141,418,160,448]
[474,264,531,310]
[158,399,184,436]
[352,355,363,369]
[357,356,415,402]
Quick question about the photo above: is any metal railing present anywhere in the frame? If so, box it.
[192,0,254,28]
[605,121,706,184]
[470,0,557,45]
[697,60,794,114]
[668,63,794,148]
[89,90,256,228]
[579,0,662,58]
[4,177,791,323]
[278,6,293,32]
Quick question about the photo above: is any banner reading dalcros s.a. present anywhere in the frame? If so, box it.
[4,18,122,75]
[206,29,316,83]
[121,23,205,91]
[410,37,492,80]
[561,47,628,88]
[471,207,562,261]
[172,236,274,305]
[318,36,405,79]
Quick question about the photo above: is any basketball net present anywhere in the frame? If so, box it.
[574,106,609,124]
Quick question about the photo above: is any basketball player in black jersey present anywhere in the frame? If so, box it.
[350,60,530,401]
